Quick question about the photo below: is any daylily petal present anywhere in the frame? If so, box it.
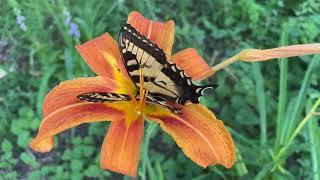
[76,33,127,78]
[171,48,214,80]
[146,104,236,168]
[127,11,175,59]
[100,117,144,177]
[238,43,320,62]
[30,103,125,152]
[43,76,124,118]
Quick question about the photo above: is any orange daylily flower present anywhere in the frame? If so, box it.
[29,11,235,177]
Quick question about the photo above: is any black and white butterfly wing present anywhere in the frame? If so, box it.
[119,23,216,105]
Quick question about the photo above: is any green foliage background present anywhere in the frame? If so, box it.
[1,0,320,179]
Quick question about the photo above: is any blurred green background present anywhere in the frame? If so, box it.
[1,0,320,179]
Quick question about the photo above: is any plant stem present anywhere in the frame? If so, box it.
[211,54,239,73]
[141,122,157,180]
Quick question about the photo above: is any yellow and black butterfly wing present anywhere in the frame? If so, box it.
[119,24,181,101]
[119,23,215,104]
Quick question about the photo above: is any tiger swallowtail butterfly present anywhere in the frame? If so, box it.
[77,23,217,114]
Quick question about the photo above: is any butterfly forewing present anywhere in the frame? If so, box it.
[119,23,214,104]
[119,24,181,100]
[77,92,131,103]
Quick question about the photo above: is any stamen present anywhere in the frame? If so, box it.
[142,89,149,107]
[139,68,144,102]
[138,68,146,111]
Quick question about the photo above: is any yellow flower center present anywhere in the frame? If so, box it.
[110,68,150,127]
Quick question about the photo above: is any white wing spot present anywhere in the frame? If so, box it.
[127,60,137,66]
[180,71,184,78]
[187,79,192,85]
[171,65,176,72]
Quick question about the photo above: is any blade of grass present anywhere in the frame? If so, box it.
[284,56,320,142]
[307,101,320,180]
[155,161,164,180]
[254,163,273,180]
[36,65,56,116]
[272,55,319,175]
[141,122,157,180]
[272,97,320,170]
[64,48,74,79]
[209,167,228,180]
[256,98,320,179]
[234,147,248,176]
[275,28,288,149]
[192,174,210,180]
[252,62,267,147]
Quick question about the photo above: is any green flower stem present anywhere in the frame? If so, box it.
[141,121,157,180]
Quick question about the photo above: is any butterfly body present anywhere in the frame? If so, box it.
[78,23,216,114]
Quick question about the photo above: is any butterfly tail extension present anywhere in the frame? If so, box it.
[198,84,219,96]
[187,84,218,103]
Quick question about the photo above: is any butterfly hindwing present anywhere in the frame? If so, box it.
[77,92,131,103]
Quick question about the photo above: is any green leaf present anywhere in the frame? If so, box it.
[17,130,30,148]
[71,159,83,171]
[1,139,13,153]
[84,165,100,177]
[27,170,42,180]
[20,152,37,168]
